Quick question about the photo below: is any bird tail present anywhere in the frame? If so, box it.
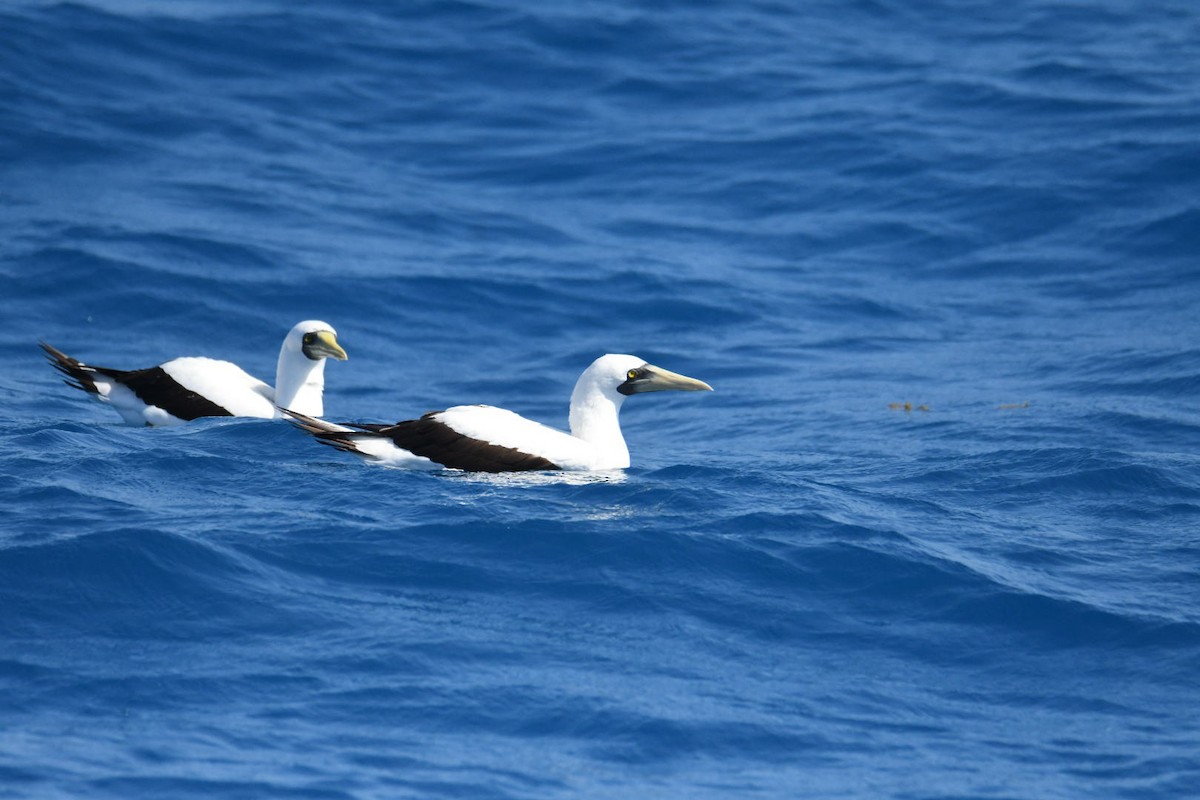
[39,341,103,395]
[281,408,385,460]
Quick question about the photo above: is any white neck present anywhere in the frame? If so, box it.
[568,370,630,469]
[274,348,327,416]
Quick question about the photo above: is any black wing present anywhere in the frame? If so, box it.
[355,413,561,473]
[110,366,235,420]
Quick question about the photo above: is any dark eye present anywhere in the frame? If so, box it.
[303,332,317,345]
[627,369,639,380]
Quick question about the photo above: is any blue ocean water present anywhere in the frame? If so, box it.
[2,0,1200,797]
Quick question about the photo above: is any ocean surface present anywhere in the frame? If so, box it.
[2,0,1199,797]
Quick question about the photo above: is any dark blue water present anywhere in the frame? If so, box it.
[3,1,1200,797]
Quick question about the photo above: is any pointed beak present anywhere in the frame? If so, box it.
[619,363,713,395]
[303,330,348,361]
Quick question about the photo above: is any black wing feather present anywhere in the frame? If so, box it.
[111,366,235,420]
[370,413,561,472]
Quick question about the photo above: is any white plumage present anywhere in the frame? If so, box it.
[287,353,712,472]
[42,320,347,426]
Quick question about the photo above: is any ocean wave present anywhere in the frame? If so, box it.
[4,0,1200,795]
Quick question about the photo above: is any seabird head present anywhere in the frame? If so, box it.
[286,320,348,362]
[585,354,713,396]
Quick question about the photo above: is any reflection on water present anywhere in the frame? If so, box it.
[447,469,629,488]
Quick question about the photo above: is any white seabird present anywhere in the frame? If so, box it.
[41,320,348,426]
[285,353,712,472]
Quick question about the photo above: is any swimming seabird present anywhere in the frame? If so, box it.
[41,320,348,426]
[285,353,712,472]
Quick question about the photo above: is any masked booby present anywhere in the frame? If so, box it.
[285,353,712,472]
[41,320,348,426]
